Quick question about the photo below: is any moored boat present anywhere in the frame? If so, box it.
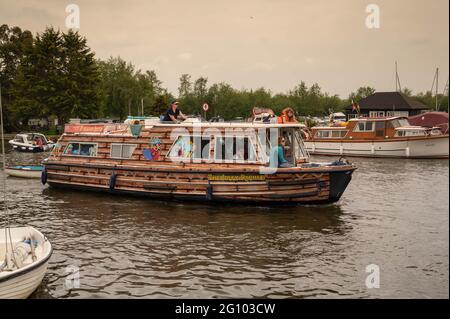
[0,226,53,299]
[8,133,55,152]
[305,117,449,159]
[42,119,356,205]
[4,165,43,179]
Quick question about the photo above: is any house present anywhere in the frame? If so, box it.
[345,92,430,120]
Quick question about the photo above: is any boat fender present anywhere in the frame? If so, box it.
[206,183,213,200]
[109,172,117,191]
[41,167,48,185]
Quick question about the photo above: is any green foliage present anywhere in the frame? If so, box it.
[97,57,165,120]
[11,27,100,126]
[1,24,448,132]
[0,24,33,130]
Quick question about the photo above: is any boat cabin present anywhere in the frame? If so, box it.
[11,133,50,145]
[309,117,443,140]
[52,120,310,168]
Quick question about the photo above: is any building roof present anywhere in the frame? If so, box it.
[345,92,430,111]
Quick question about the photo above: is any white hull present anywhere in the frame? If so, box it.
[305,135,449,158]
[0,226,52,299]
[0,259,49,299]
[9,141,54,152]
[5,169,42,179]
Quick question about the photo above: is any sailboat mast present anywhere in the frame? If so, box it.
[395,61,398,92]
[435,68,439,111]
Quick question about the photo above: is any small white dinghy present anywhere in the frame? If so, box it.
[4,165,43,179]
[0,226,53,299]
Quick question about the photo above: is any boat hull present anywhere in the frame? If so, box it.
[0,227,52,299]
[5,166,43,179]
[305,135,449,158]
[9,142,54,153]
[44,163,355,205]
[0,258,49,299]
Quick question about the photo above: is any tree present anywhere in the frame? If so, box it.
[348,86,376,103]
[178,74,192,98]
[13,27,101,127]
[0,24,33,130]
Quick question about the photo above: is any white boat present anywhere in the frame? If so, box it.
[0,226,53,299]
[8,133,55,152]
[305,117,449,159]
[4,165,43,179]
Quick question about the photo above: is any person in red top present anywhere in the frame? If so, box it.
[35,136,44,150]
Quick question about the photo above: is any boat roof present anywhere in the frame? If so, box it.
[15,132,46,137]
[348,116,408,122]
[145,121,306,129]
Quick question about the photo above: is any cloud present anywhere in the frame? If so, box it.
[177,52,193,61]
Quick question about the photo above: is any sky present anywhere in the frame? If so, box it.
[1,0,449,98]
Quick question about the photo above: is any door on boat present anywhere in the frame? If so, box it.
[263,128,309,166]
[375,121,386,138]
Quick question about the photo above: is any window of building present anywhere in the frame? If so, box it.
[110,144,137,159]
[369,111,385,118]
[386,111,409,117]
[168,135,211,160]
[64,143,97,156]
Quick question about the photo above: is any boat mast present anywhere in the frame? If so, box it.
[435,68,439,111]
[395,61,402,92]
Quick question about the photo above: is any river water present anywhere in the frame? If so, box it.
[1,147,448,299]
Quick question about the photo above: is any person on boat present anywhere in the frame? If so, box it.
[35,136,44,150]
[269,137,294,168]
[277,107,298,124]
[162,100,187,123]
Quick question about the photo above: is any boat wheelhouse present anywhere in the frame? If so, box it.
[305,117,449,158]
[9,133,55,152]
[42,119,356,205]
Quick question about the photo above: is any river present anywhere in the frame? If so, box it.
[1,147,448,298]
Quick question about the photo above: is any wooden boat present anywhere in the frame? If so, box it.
[8,133,55,152]
[4,165,43,179]
[0,227,53,299]
[42,119,356,205]
[305,117,449,159]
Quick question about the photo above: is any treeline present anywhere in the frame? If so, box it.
[0,25,448,132]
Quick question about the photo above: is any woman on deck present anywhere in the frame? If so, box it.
[270,137,294,168]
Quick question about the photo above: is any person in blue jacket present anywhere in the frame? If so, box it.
[270,136,294,168]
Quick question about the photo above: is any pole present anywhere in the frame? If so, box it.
[141,98,144,117]
[395,61,398,92]
[436,68,439,111]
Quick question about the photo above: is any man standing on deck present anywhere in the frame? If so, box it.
[162,100,187,123]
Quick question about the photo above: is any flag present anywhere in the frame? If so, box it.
[351,100,360,113]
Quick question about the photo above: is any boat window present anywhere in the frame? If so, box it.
[395,130,426,137]
[168,136,211,160]
[64,143,97,156]
[215,137,257,162]
[14,135,25,143]
[316,130,347,138]
[110,144,137,159]
[354,121,375,132]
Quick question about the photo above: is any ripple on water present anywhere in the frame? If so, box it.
[1,149,448,298]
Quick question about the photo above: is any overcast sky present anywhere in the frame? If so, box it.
[1,0,448,97]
